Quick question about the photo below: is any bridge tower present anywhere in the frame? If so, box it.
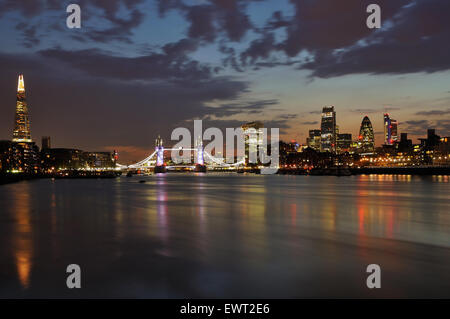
[154,135,166,173]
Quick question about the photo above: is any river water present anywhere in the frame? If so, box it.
[0,174,449,298]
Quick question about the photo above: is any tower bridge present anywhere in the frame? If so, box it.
[117,136,245,172]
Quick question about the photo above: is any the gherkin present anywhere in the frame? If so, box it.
[358,116,375,153]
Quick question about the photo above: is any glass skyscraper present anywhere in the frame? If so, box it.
[384,113,398,145]
[358,116,375,154]
[12,74,32,143]
[320,106,336,153]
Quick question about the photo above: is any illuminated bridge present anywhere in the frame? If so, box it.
[117,136,244,172]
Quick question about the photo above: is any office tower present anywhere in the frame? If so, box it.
[42,136,51,150]
[384,113,398,145]
[320,106,336,153]
[337,133,352,154]
[398,133,413,152]
[391,119,398,143]
[384,113,391,145]
[427,129,441,148]
[242,121,264,165]
[307,129,321,151]
[13,75,32,143]
[358,116,375,154]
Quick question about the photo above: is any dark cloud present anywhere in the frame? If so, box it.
[300,0,450,77]
[352,107,401,114]
[15,22,40,48]
[157,0,259,43]
[235,0,450,78]
[38,39,210,82]
[406,120,429,126]
[300,121,318,125]
[352,108,379,114]
[203,99,279,118]
[278,114,298,120]
[2,0,147,46]
[0,0,50,17]
[402,118,449,137]
[415,109,450,116]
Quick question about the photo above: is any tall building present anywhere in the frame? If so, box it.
[398,133,413,152]
[391,119,398,143]
[358,116,375,154]
[307,129,321,151]
[42,136,51,150]
[320,106,336,153]
[242,121,264,165]
[13,75,32,143]
[384,113,398,145]
[337,133,352,154]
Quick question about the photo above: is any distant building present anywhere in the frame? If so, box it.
[337,133,352,154]
[358,116,375,154]
[0,140,39,173]
[42,136,51,150]
[320,106,336,153]
[242,121,264,165]
[84,152,116,168]
[307,129,321,151]
[398,133,413,153]
[391,119,398,143]
[41,148,85,171]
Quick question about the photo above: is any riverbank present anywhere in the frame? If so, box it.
[0,173,42,185]
[0,171,122,185]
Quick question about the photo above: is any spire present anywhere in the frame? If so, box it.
[17,74,25,93]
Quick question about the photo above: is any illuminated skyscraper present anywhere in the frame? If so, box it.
[391,119,398,143]
[307,129,321,151]
[358,116,375,154]
[384,113,398,145]
[13,75,32,143]
[320,106,336,153]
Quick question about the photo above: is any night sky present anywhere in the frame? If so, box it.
[0,0,449,163]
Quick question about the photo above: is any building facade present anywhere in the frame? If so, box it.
[320,106,336,153]
[358,116,375,154]
[337,133,352,154]
[13,75,32,143]
[384,113,398,145]
[307,129,321,151]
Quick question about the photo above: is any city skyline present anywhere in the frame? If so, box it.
[0,0,449,162]
[1,73,449,164]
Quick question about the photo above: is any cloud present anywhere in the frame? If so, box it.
[203,99,279,118]
[38,39,211,82]
[15,22,40,48]
[157,0,259,43]
[415,108,450,116]
[1,0,147,46]
[300,121,318,125]
[231,0,450,78]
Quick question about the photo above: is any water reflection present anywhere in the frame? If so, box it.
[0,174,448,298]
[12,182,33,289]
